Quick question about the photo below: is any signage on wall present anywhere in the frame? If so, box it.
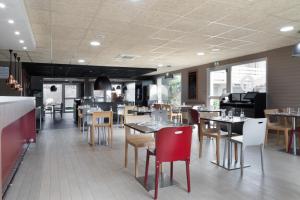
[0,66,9,79]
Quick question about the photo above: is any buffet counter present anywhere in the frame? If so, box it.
[0,96,36,197]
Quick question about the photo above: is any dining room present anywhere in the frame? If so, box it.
[1,0,300,200]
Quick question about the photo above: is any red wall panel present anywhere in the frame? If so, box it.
[1,109,36,188]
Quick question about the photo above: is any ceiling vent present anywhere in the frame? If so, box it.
[115,54,140,61]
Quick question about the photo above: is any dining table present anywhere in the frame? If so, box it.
[199,115,249,170]
[125,121,190,191]
[268,112,300,155]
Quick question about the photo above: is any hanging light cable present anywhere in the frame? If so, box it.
[13,53,20,89]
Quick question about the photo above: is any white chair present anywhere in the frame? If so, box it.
[230,118,267,175]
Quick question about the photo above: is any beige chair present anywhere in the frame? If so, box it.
[89,111,113,147]
[162,104,182,123]
[78,108,83,129]
[264,109,292,152]
[124,115,154,177]
[199,112,237,164]
[123,106,136,126]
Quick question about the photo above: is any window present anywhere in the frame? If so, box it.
[43,84,62,105]
[157,73,181,105]
[231,60,266,93]
[208,59,267,108]
[125,83,135,102]
[64,84,77,112]
[208,70,227,108]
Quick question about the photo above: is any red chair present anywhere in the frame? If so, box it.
[144,126,192,199]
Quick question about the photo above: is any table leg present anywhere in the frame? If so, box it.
[292,117,297,155]
[227,123,232,168]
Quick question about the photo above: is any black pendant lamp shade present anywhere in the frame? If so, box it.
[292,42,300,57]
[116,85,121,90]
[6,49,14,86]
[94,76,112,90]
[50,85,57,92]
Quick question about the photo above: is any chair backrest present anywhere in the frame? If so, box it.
[153,103,162,110]
[187,109,199,124]
[124,106,136,115]
[155,126,192,162]
[125,115,152,124]
[151,110,168,122]
[92,111,113,126]
[243,118,267,148]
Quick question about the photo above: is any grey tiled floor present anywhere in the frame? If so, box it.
[4,119,300,200]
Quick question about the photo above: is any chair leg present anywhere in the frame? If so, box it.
[223,138,227,166]
[170,162,173,181]
[216,137,220,164]
[234,143,238,162]
[284,129,289,152]
[199,133,204,158]
[134,147,138,177]
[260,144,264,174]
[240,144,244,176]
[110,127,113,147]
[154,161,160,200]
[276,130,280,145]
[124,141,128,168]
[186,159,191,193]
[144,151,150,187]
[264,129,269,145]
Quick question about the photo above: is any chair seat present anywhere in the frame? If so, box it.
[127,135,154,148]
[230,135,243,144]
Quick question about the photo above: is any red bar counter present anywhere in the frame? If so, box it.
[0,97,36,198]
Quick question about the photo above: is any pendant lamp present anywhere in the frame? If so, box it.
[6,49,14,86]
[94,76,112,90]
[17,57,23,92]
[50,85,57,92]
[164,72,174,79]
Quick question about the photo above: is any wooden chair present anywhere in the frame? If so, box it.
[88,111,113,147]
[199,112,237,164]
[123,105,136,126]
[264,109,292,152]
[162,104,182,123]
[53,103,63,118]
[124,115,154,177]
[78,108,83,129]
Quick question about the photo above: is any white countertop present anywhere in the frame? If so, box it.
[0,96,35,104]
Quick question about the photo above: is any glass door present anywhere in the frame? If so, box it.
[208,69,227,108]
[64,84,77,112]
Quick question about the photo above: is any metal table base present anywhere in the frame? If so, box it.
[136,173,178,191]
[211,160,250,170]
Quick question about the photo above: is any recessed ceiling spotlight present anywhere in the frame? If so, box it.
[90,41,100,46]
[19,40,24,44]
[8,19,14,24]
[130,0,141,2]
[212,48,220,52]
[280,26,294,32]
[0,2,6,9]
[157,64,163,67]
[197,52,205,56]
[22,46,27,50]
[14,31,20,35]
[78,59,85,63]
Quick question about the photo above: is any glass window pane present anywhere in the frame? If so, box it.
[231,60,266,93]
[65,85,77,98]
[43,84,62,105]
[157,73,181,105]
[210,70,227,97]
